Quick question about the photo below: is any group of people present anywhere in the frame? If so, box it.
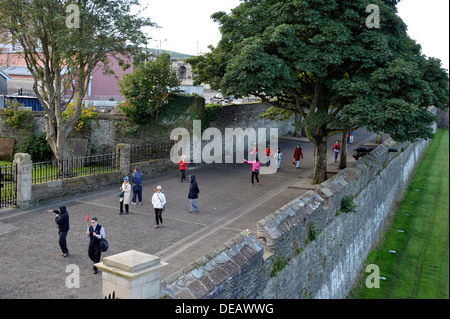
[244,143,305,184]
[117,161,200,229]
[49,136,355,273]
[48,206,106,274]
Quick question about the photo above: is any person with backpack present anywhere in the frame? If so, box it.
[86,217,105,274]
[151,185,167,229]
[131,166,143,205]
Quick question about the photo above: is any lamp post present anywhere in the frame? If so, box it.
[145,37,153,66]
[155,39,167,55]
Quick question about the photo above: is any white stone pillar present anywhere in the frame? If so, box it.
[95,250,167,299]
[13,153,32,208]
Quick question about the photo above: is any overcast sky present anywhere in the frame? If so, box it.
[140,0,449,71]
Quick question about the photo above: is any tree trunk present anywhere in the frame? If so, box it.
[339,132,348,169]
[294,112,303,137]
[312,136,328,184]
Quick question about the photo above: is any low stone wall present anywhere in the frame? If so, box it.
[16,145,178,207]
[160,131,433,299]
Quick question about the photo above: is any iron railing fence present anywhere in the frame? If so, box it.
[32,151,121,185]
[0,163,17,208]
[130,142,174,164]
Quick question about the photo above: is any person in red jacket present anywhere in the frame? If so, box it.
[265,144,273,167]
[293,144,303,168]
[332,140,341,162]
[179,155,188,182]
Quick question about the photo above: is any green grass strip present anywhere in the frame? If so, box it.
[351,129,449,299]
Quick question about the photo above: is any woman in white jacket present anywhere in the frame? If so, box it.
[151,185,167,228]
[119,176,132,215]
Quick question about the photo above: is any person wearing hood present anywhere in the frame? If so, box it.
[188,174,200,214]
[47,205,70,257]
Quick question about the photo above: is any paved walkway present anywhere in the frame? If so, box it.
[0,129,381,299]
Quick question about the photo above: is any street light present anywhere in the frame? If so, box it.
[154,39,167,55]
[145,37,153,66]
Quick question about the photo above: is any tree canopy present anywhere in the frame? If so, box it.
[188,0,449,183]
[118,53,180,124]
[0,0,154,160]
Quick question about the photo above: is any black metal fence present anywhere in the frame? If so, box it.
[130,142,174,164]
[32,152,121,185]
[0,163,17,208]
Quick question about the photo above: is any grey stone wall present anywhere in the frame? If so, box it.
[160,127,434,299]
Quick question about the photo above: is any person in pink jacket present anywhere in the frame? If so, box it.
[244,156,261,185]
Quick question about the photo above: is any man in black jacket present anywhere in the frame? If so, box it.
[48,205,70,257]
[86,217,106,274]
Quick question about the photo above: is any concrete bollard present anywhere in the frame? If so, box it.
[95,250,167,299]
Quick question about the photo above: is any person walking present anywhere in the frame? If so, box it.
[151,185,167,228]
[244,156,261,185]
[275,147,282,171]
[332,140,341,162]
[179,155,188,182]
[86,217,105,274]
[47,206,70,257]
[188,174,200,213]
[348,131,354,144]
[265,144,273,167]
[293,144,303,168]
[119,176,131,215]
[131,166,143,205]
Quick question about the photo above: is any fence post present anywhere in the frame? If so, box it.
[13,153,32,208]
[95,250,167,299]
[116,144,131,176]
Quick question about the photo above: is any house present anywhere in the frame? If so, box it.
[1,35,136,111]
[0,69,11,95]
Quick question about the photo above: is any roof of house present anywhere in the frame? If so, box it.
[0,65,31,76]
[0,69,12,80]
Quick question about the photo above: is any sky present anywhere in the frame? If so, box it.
[139,0,449,71]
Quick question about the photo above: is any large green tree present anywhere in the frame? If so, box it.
[118,53,180,124]
[188,0,449,183]
[0,0,154,160]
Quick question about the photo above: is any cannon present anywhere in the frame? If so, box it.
[353,146,398,160]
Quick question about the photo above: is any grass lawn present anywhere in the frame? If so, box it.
[350,129,449,299]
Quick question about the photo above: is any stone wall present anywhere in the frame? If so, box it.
[160,123,435,299]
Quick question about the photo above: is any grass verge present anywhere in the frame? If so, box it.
[350,129,449,299]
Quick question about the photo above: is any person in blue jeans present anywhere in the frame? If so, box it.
[188,174,200,213]
[131,166,143,205]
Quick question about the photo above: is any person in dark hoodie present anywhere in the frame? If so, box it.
[188,174,200,214]
[47,206,70,257]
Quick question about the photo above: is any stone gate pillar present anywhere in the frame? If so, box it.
[116,143,131,176]
[95,250,167,299]
[13,153,32,208]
